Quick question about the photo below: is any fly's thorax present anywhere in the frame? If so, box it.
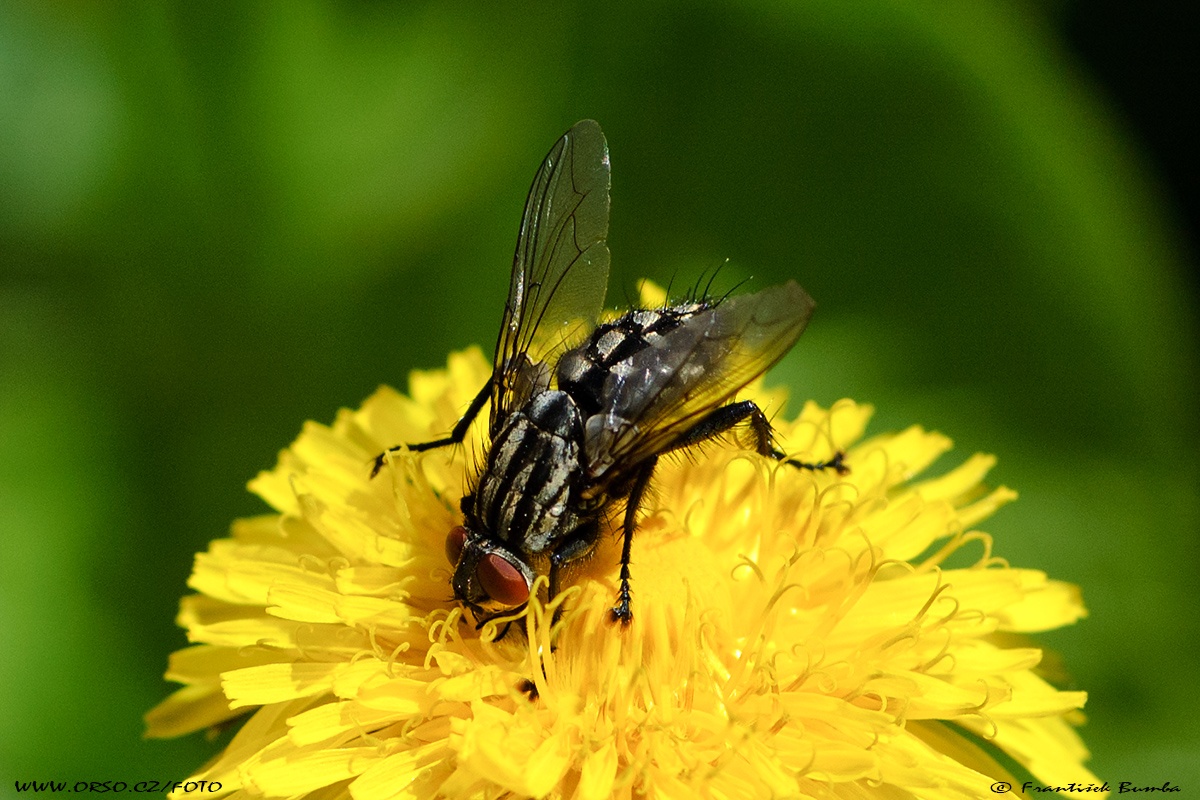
[583,413,640,480]
[473,390,587,557]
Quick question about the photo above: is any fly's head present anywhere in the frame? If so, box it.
[445,524,534,619]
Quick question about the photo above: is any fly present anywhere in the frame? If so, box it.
[372,120,846,629]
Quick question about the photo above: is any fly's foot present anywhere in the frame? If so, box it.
[518,678,539,700]
[785,450,848,475]
[610,584,633,626]
[369,452,389,478]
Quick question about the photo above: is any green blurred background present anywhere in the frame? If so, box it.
[2,0,1196,791]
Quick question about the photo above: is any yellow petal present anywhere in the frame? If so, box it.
[150,348,1096,800]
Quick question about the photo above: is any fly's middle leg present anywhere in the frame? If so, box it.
[611,456,657,626]
[606,402,845,626]
[370,377,494,477]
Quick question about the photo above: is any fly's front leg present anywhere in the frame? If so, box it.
[370,377,493,477]
[672,400,849,475]
[611,457,657,626]
[548,520,600,628]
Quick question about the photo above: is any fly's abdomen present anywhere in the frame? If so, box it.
[556,303,710,417]
[474,391,585,554]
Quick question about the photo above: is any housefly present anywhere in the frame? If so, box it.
[372,120,845,629]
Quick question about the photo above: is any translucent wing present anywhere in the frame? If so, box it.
[584,281,815,478]
[492,120,611,430]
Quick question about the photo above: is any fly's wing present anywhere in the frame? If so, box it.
[492,120,611,432]
[585,281,815,477]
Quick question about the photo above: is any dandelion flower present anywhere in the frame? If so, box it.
[147,343,1099,799]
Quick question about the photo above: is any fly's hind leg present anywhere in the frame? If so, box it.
[672,400,849,474]
[607,400,845,627]
[370,377,493,477]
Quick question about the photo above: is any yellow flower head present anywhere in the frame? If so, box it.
[148,328,1098,798]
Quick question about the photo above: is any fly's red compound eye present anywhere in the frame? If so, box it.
[445,526,467,566]
[477,554,529,606]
